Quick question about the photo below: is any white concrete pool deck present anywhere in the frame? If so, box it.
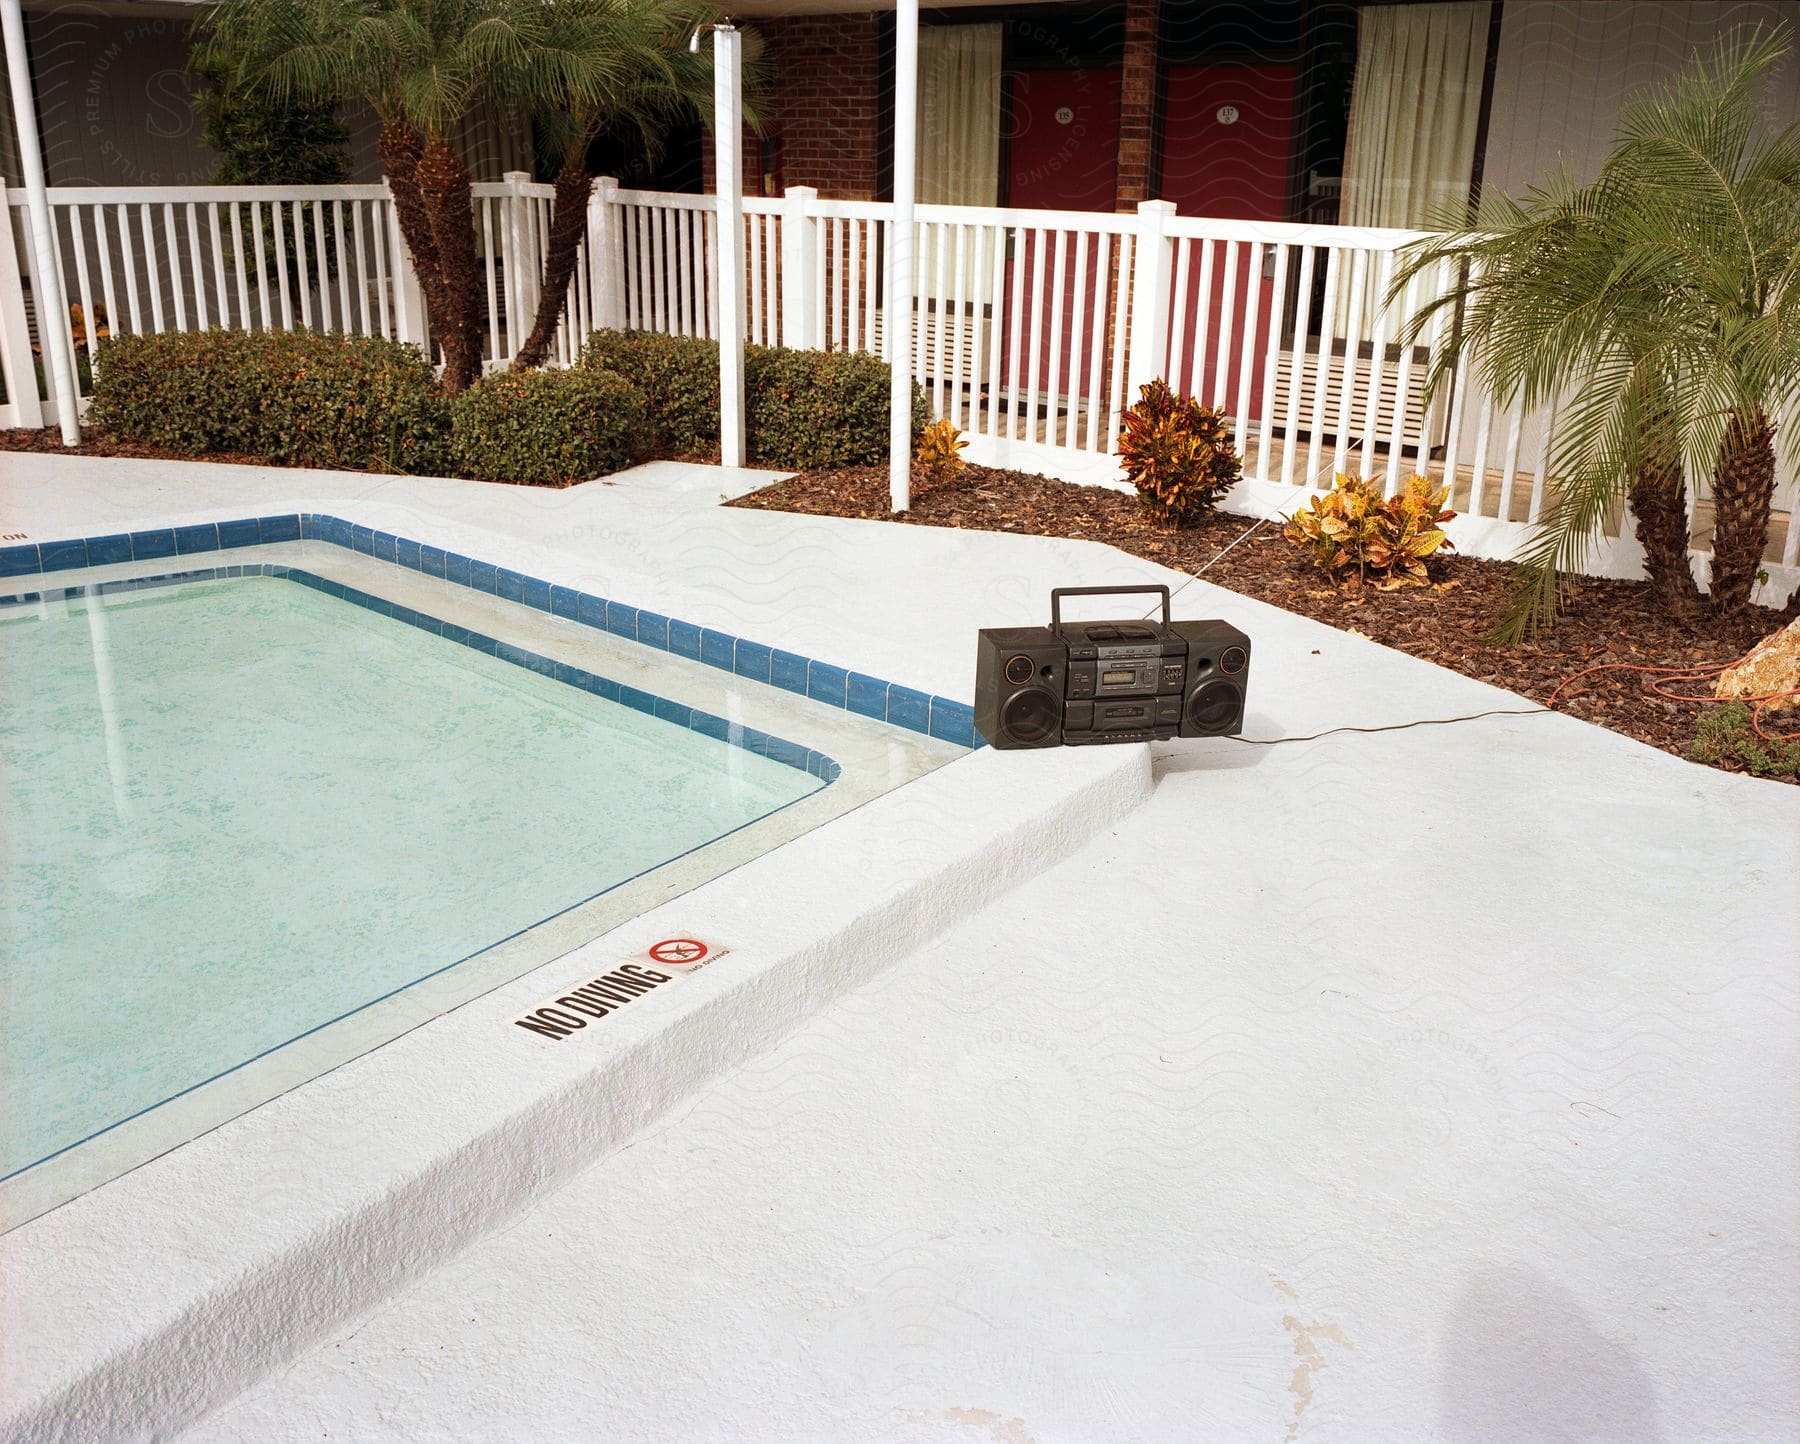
[3,454,1797,1441]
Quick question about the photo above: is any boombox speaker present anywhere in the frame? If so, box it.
[975,585,1250,749]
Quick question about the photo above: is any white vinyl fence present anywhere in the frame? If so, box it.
[4,175,1795,594]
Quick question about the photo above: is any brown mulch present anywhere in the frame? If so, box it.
[0,425,291,470]
[731,462,1798,779]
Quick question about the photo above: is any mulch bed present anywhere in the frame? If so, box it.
[731,463,1798,780]
[0,426,370,472]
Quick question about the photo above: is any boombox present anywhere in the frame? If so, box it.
[976,585,1250,749]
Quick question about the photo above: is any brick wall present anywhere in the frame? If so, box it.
[1116,0,1160,208]
[704,14,883,200]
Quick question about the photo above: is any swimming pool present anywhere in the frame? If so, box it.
[0,524,965,1226]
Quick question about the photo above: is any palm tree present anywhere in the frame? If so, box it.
[1394,25,1800,635]
[501,0,761,372]
[200,0,547,392]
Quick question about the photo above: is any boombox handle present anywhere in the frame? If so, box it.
[1049,584,1171,632]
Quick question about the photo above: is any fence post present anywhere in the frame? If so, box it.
[0,184,44,428]
[590,176,624,332]
[383,181,430,353]
[503,170,539,361]
[1126,199,1176,402]
[780,185,819,351]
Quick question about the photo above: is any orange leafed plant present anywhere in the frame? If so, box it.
[913,417,968,486]
[33,302,110,356]
[1116,378,1241,527]
[1283,473,1457,589]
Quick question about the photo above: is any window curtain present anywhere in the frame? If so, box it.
[1339,2,1491,230]
[916,24,1002,307]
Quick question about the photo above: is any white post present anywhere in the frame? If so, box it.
[1126,199,1176,405]
[2,0,77,442]
[384,181,430,351]
[888,0,919,510]
[590,176,624,332]
[780,185,818,351]
[713,29,746,468]
[0,179,45,428]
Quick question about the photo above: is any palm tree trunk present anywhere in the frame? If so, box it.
[377,121,456,357]
[414,133,484,394]
[1625,451,1700,611]
[511,150,595,373]
[1708,409,1776,613]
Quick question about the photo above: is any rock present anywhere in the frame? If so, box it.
[1715,617,1800,713]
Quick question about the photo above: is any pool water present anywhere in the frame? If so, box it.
[1,571,825,1187]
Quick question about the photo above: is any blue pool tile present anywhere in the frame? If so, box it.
[257,514,301,545]
[552,661,578,688]
[653,695,691,726]
[737,730,768,757]
[700,629,734,670]
[496,569,524,604]
[467,630,499,655]
[84,534,132,567]
[129,529,176,561]
[495,641,529,669]
[576,592,606,630]
[550,585,579,620]
[769,650,809,695]
[807,661,848,707]
[39,538,88,571]
[420,546,447,579]
[321,517,353,549]
[0,544,39,577]
[592,676,623,704]
[733,639,772,683]
[668,619,703,661]
[349,524,376,555]
[443,552,470,587]
[374,531,400,565]
[299,514,319,540]
[522,650,553,676]
[522,577,552,612]
[847,673,887,720]
[886,686,930,734]
[928,698,977,748]
[764,737,808,772]
[173,524,219,556]
[605,602,639,640]
[466,559,497,594]
[441,622,473,648]
[218,519,262,550]
[691,711,729,742]
[395,537,422,571]
[636,611,670,651]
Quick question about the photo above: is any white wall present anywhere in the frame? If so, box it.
[1482,0,1800,199]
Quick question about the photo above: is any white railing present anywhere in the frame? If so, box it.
[5,175,1795,593]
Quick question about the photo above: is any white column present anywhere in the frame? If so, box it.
[888,0,919,510]
[779,185,818,350]
[2,0,77,443]
[590,176,625,332]
[1126,199,1176,402]
[384,179,431,350]
[713,28,746,467]
[0,180,44,428]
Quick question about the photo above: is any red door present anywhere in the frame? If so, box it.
[999,69,1121,415]
[1157,64,1297,416]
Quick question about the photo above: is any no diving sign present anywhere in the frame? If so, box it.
[513,936,731,1041]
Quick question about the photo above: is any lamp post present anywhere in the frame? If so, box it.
[1,0,78,444]
[887,0,918,511]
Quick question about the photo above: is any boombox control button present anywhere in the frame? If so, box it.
[1069,666,1096,697]
[1155,696,1181,725]
[1160,663,1185,687]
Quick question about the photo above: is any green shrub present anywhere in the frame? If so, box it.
[1116,378,1241,526]
[450,366,648,486]
[1284,473,1458,589]
[579,330,720,455]
[745,345,928,469]
[87,329,451,474]
[1692,701,1800,778]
